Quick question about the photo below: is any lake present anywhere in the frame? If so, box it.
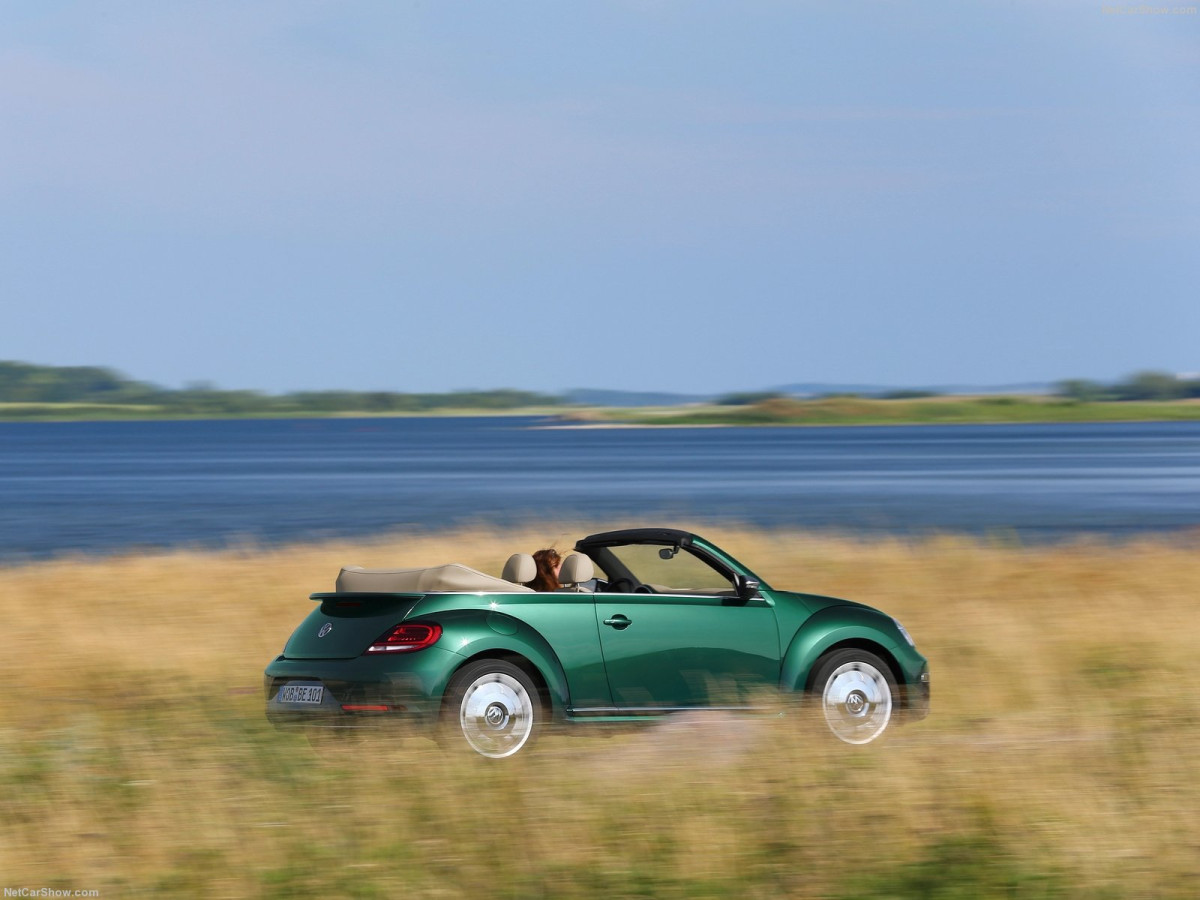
[2,417,1198,560]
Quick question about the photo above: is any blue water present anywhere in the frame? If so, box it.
[2,417,1198,560]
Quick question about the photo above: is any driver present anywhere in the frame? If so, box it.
[525,548,563,592]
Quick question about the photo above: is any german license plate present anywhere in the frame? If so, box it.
[279,684,324,704]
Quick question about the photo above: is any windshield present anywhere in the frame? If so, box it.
[601,544,734,593]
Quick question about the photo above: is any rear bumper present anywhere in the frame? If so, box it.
[265,684,434,730]
[264,648,456,730]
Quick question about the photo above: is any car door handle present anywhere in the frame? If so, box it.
[603,615,631,630]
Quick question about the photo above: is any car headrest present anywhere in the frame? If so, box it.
[501,553,536,585]
[558,554,595,585]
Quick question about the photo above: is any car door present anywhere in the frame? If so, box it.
[495,590,613,710]
[592,544,781,710]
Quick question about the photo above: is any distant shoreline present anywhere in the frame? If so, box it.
[552,396,1200,428]
[0,405,564,423]
[3,396,1200,426]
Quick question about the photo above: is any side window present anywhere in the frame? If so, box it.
[605,545,733,593]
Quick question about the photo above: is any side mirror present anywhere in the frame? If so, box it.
[734,575,761,601]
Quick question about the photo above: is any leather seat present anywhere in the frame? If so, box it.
[558,554,595,591]
[501,553,536,586]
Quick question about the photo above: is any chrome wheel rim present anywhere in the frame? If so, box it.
[458,672,535,758]
[822,661,893,745]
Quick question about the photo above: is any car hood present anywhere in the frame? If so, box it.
[771,589,878,615]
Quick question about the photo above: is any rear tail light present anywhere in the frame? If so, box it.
[365,623,442,654]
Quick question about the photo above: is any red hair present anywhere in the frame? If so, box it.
[527,548,562,592]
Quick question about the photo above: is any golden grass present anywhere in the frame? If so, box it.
[3,525,1200,897]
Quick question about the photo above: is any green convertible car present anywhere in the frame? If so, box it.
[265,528,929,758]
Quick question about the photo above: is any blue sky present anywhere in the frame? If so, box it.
[2,1,1197,393]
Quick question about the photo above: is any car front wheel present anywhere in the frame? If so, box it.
[811,649,896,745]
[443,659,541,759]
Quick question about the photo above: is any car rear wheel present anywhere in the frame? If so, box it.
[443,659,541,759]
[811,649,896,745]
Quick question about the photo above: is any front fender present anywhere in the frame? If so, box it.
[780,605,907,694]
[431,610,571,717]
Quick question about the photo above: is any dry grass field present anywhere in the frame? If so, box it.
[3,525,1199,898]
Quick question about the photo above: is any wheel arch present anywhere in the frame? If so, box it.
[801,638,903,693]
[780,607,906,699]
[431,610,571,719]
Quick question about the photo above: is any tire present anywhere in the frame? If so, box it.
[810,649,897,745]
[442,659,542,759]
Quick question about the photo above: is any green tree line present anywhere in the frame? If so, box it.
[0,361,562,416]
[1056,371,1200,402]
[711,371,1200,406]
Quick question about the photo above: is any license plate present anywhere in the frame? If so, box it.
[278,684,324,704]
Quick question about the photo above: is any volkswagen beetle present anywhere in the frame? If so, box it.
[265,528,929,758]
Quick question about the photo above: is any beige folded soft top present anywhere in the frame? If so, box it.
[335,563,535,594]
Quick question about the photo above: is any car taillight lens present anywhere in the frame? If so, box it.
[365,623,442,654]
